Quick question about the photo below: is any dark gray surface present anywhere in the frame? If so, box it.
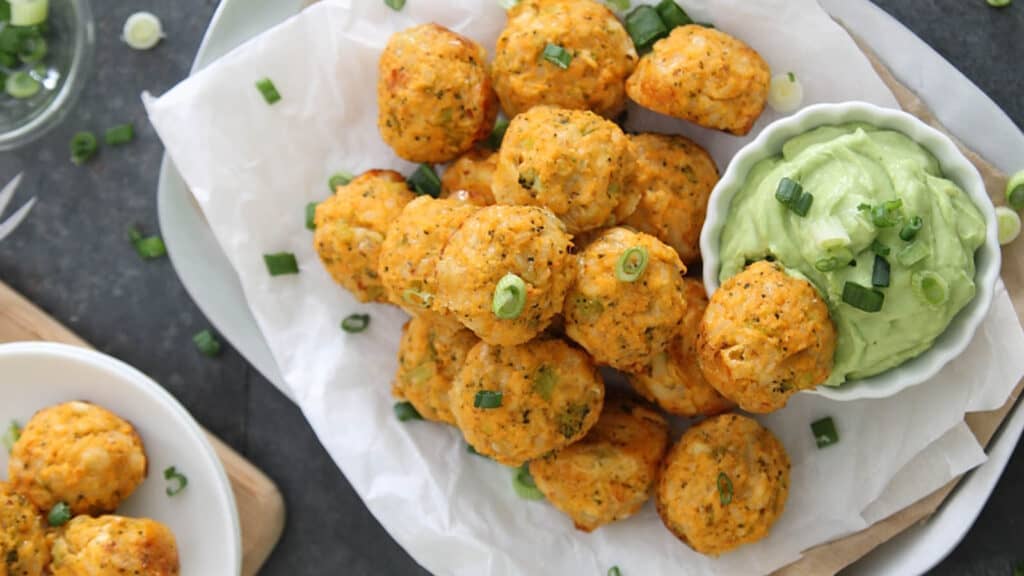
[0,1,1019,574]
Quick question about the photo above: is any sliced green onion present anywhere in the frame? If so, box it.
[10,0,47,26]
[896,241,930,267]
[0,2,10,22]
[17,34,45,63]
[401,288,433,309]
[305,202,318,230]
[6,71,40,99]
[615,246,649,282]
[533,365,557,401]
[997,206,1022,245]
[655,0,691,28]
[0,52,15,68]
[542,43,572,69]
[1006,170,1024,210]
[128,227,167,260]
[814,257,841,272]
[341,313,371,333]
[606,0,630,10]
[791,192,814,217]
[899,215,923,241]
[492,273,527,319]
[810,416,839,448]
[486,117,510,150]
[394,401,422,422]
[512,465,544,500]
[104,123,134,146]
[717,472,733,506]
[608,568,623,576]
[498,0,521,9]
[474,390,503,409]
[842,282,884,313]
[767,72,804,114]
[912,271,949,307]
[987,0,1011,6]
[407,164,441,197]
[192,329,222,357]
[255,77,281,105]
[263,252,299,276]
[164,466,188,496]
[47,502,71,527]
[870,199,903,228]
[625,5,669,50]
[122,11,163,50]
[574,297,604,322]
[872,255,890,288]
[384,0,406,10]
[2,420,20,452]
[775,177,802,206]
[870,239,890,256]
[69,131,98,165]
[328,171,354,192]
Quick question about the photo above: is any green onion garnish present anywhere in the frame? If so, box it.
[328,171,353,192]
[870,199,903,228]
[842,281,884,313]
[810,416,839,448]
[912,271,949,307]
[655,0,692,28]
[541,43,572,69]
[18,34,45,63]
[871,255,890,288]
[791,192,814,217]
[814,257,842,272]
[486,117,510,150]
[2,420,20,452]
[717,472,733,506]
[305,202,318,230]
[512,465,544,500]
[341,313,371,333]
[264,252,299,276]
[10,0,47,26]
[605,0,630,10]
[987,0,1011,6]
[625,5,669,50]
[608,567,623,576]
[896,241,930,267]
[997,206,1022,245]
[104,123,134,146]
[128,227,167,260]
[1006,171,1024,210]
[384,0,406,10]
[407,164,441,197]
[775,177,802,206]
[869,239,890,256]
[474,390,503,409]
[394,401,422,422]
[492,273,527,319]
[255,77,281,105]
[47,502,71,527]
[787,71,796,83]
[69,131,98,165]
[164,466,188,496]
[192,329,222,357]
[401,288,433,309]
[615,246,649,282]
[0,2,11,22]
[899,215,923,241]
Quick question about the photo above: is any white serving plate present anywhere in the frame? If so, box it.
[0,342,241,575]
[155,0,1024,573]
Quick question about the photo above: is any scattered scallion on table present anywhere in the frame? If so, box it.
[842,281,884,313]
[767,71,804,113]
[192,329,222,357]
[997,206,1022,245]
[512,465,544,500]
[164,466,188,496]
[474,390,503,409]
[255,77,281,105]
[341,313,371,333]
[129,227,167,260]
[987,0,1012,7]
[2,420,20,452]
[264,252,299,276]
[384,0,406,10]
[69,131,98,165]
[328,171,354,192]
[541,43,572,69]
[615,246,649,282]
[1006,170,1024,211]
[607,567,623,576]
[305,202,319,230]
[407,164,441,197]
[491,273,527,319]
[810,416,839,448]
[47,502,71,527]
[716,472,733,505]
[122,11,163,50]
[104,123,134,146]
[394,401,422,422]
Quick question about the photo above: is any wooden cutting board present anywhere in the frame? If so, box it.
[0,280,285,576]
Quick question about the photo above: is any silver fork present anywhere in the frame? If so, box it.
[0,173,36,243]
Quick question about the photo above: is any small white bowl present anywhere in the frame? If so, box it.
[0,342,242,574]
[700,101,1000,401]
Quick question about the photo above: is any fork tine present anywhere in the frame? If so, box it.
[0,172,24,217]
[0,197,36,243]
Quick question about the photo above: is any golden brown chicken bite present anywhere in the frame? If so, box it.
[564,227,688,373]
[50,516,179,576]
[629,279,733,417]
[492,106,638,234]
[626,25,770,135]
[436,205,574,346]
[379,196,478,319]
[697,261,836,413]
[440,149,497,207]
[8,401,147,516]
[529,392,669,532]
[1,482,50,576]
[314,170,415,302]
[451,338,604,466]
[492,0,637,118]
[378,24,498,163]
[393,315,479,425]
[657,414,790,555]
[622,133,719,265]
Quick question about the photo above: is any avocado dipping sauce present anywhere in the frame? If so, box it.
[718,124,986,387]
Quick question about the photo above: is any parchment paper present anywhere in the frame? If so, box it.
[143,1,1024,574]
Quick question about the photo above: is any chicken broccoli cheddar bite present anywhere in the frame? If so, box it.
[529,392,669,532]
[8,401,147,516]
[626,25,770,136]
[657,413,790,556]
[492,106,638,234]
[698,261,836,413]
[379,196,478,318]
[50,516,180,576]
[1,482,50,576]
[393,315,479,425]
[377,24,498,163]
[622,133,719,265]
[564,227,687,373]
[452,338,604,466]
[492,0,637,119]
[440,149,497,207]
[629,279,733,417]
[436,205,574,346]
[314,170,415,303]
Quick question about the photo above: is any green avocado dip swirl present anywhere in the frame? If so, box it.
[718,123,986,387]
